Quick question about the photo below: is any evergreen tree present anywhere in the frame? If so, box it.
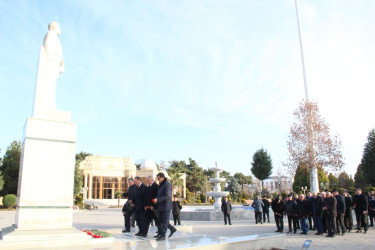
[328,173,339,190]
[360,129,375,186]
[292,165,310,193]
[354,164,367,188]
[0,140,21,196]
[225,177,241,201]
[251,148,272,191]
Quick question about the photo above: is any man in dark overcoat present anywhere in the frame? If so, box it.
[333,190,346,235]
[122,178,137,233]
[271,196,285,233]
[144,176,161,236]
[221,196,232,225]
[324,191,337,237]
[154,173,177,241]
[133,176,148,237]
[296,194,309,234]
[312,192,324,235]
[262,197,270,223]
[353,188,368,233]
[343,191,353,232]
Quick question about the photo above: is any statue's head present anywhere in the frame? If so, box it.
[48,21,61,35]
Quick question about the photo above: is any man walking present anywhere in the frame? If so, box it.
[221,196,232,225]
[122,178,137,233]
[154,173,177,241]
[133,176,147,237]
[333,190,346,236]
[252,196,264,224]
[144,176,161,236]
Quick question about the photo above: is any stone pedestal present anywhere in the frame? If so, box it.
[14,117,77,230]
[0,116,93,245]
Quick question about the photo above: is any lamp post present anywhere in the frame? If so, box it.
[301,186,308,195]
[294,0,319,193]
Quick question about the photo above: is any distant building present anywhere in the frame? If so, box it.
[253,176,294,194]
[79,156,186,200]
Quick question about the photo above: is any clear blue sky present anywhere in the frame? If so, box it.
[1,0,375,178]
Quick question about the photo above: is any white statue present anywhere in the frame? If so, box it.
[32,21,65,119]
[43,22,64,78]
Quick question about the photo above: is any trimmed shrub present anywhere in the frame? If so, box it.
[210,199,215,205]
[3,194,17,209]
[183,200,189,205]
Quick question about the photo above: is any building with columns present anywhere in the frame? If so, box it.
[79,156,186,201]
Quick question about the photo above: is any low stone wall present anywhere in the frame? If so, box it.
[173,208,253,221]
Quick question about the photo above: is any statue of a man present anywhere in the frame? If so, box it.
[32,21,65,118]
[43,22,64,79]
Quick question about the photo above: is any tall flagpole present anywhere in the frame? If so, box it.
[294,0,319,193]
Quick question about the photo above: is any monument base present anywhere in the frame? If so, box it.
[15,117,77,230]
[0,226,113,249]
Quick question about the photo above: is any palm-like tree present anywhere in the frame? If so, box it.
[167,168,183,197]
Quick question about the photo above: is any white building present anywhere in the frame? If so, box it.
[254,176,294,194]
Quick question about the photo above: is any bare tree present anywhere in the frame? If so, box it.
[284,100,344,175]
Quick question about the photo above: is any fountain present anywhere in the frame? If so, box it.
[207,162,229,209]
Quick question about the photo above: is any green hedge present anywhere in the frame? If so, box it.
[3,194,17,209]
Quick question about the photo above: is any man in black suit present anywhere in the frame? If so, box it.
[154,173,176,241]
[133,176,147,237]
[343,191,353,232]
[144,176,161,236]
[122,178,137,233]
[333,190,346,235]
[221,196,232,225]
[353,188,369,233]
[262,197,270,223]
[324,192,337,237]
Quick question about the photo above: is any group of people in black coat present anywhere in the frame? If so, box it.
[269,188,374,238]
[121,173,177,241]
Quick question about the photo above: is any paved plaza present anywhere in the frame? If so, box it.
[1,207,374,249]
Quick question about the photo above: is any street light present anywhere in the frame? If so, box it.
[301,186,308,195]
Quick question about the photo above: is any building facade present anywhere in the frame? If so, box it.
[79,156,186,201]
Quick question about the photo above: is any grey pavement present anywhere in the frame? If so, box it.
[1,208,375,249]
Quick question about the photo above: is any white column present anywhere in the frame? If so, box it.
[89,174,93,199]
[84,174,88,199]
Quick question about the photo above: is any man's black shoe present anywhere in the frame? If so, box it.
[275,230,279,232]
[122,230,130,233]
[326,234,334,237]
[356,229,362,233]
[138,234,147,238]
[156,236,165,241]
[169,228,177,238]
[135,232,142,236]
